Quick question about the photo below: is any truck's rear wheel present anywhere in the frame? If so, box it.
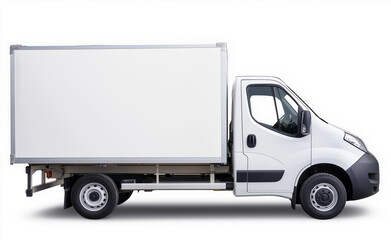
[117,191,133,205]
[300,173,346,219]
[71,174,118,219]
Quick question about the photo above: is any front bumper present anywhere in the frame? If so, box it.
[346,153,380,200]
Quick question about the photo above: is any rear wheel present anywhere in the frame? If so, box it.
[300,173,347,219]
[117,191,133,205]
[71,174,118,219]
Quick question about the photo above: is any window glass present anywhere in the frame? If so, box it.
[250,95,277,126]
[248,86,278,129]
[275,88,299,134]
[284,95,298,113]
[247,85,300,136]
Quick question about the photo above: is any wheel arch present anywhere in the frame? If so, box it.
[295,163,353,203]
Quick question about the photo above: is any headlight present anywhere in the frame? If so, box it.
[344,132,368,153]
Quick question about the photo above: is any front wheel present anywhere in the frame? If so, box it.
[300,173,347,219]
[71,174,119,219]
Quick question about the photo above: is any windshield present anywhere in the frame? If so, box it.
[285,85,328,124]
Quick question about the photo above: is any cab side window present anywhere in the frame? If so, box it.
[248,86,279,130]
[247,85,300,136]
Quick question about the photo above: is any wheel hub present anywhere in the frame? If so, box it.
[315,189,333,206]
[79,182,109,212]
[89,192,100,202]
[310,183,338,212]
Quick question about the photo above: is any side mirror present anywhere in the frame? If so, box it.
[300,110,311,136]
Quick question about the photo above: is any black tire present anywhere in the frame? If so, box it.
[300,173,347,219]
[117,191,133,205]
[71,174,119,219]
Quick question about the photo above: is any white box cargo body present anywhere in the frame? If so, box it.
[10,44,228,164]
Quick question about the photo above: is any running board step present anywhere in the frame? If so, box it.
[121,183,229,190]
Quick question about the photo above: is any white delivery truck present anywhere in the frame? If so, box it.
[10,43,379,219]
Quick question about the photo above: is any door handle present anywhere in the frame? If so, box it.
[247,134,257,148]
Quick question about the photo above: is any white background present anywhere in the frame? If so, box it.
[0,0,390,239]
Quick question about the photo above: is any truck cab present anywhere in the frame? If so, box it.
[231,76,379,219]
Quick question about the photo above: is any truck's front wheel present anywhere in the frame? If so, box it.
[71,174,119,219]
[300,173,347,219]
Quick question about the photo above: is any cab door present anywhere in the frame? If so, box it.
[241,80,311,195]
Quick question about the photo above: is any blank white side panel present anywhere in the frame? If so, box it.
[13,46,225,163]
